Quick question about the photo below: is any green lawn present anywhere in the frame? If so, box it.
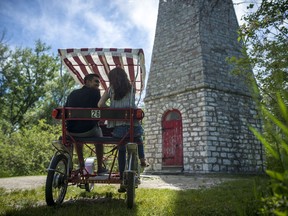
[0,177,267,216]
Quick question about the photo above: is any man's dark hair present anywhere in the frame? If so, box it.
[84,74,100,84]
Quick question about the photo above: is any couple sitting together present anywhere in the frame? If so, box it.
[65,67,148,192]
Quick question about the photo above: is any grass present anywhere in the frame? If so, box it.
[0,176,267,216]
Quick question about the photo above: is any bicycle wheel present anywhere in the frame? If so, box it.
[126,171,136,209]
[45,154,68,206]
[128,150,140,188]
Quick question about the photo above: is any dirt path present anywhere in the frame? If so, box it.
[0,174,235,191]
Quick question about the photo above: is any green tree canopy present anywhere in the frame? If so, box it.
[239,0,288,106]
[0,39,74,132]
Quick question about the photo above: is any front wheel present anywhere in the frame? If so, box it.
[126,171,136,209]
[45,154,68,206]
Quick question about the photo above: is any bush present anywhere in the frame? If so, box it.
[251,94,288,215]
[0,120,61,177]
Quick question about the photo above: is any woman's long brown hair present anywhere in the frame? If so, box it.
[108,67,131,100]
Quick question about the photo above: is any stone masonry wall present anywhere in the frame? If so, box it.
[144,0,264,173]
[204,89,263,172]
[199,0,251,94]
[144,88,264,173]
[145,0,203,100]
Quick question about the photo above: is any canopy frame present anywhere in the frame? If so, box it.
[58,48,146,95]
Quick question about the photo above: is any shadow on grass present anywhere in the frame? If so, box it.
[0,188,144,216]
[4,194,140,216]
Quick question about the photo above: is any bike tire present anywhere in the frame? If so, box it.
[126,171,136,209]
[45,154,68,206]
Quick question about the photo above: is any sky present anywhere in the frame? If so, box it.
[0,0,261,76]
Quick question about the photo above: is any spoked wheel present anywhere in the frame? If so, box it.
[126,171,136,209]
[45,154,68,206]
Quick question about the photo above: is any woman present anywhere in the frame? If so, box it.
[98,67,148,192]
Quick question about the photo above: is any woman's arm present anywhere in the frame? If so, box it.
[98,89,110,107]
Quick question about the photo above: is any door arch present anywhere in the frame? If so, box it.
[162,109,183,167]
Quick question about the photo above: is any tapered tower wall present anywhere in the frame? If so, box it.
[144,0,264,173]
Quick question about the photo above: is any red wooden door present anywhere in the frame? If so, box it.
[162,110,183,166]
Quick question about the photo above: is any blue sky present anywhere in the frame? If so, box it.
[0,0,261,72]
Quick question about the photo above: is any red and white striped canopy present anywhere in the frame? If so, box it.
[58,48,146,94]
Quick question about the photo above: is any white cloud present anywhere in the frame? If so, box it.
[0,0,262,68]
[109,0,159,64]
[83,12,127,47]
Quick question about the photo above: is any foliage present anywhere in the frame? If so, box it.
[0,38,75,133]
[227,2,288,214]
[231,0,288,108]
[0,177,265,216]
[0,40,58,132]
[0,33,11,106]
[0,120,61,177]
[0,35,76,178]
[251,94,288,215]
[228,0,288,178]
[30,71,75,125]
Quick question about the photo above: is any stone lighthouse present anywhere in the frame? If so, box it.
[144,0,264,173]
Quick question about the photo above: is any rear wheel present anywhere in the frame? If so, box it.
[45,154,68,206]
[126,172,136,209]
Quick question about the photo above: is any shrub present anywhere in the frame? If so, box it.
[0,120,61,177]
[251,94,288,215]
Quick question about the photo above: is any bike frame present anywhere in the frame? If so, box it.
[49,107,144,184]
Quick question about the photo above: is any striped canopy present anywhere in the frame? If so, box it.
[58,48,146,94]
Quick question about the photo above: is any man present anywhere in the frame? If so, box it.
[65,74,107,175]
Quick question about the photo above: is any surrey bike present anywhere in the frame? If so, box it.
[45,48,146,209]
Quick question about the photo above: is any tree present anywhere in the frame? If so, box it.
[0,40,59,132]
[239,0,288,108]
[30,71,75,125]
[0,36,76,177]
[228,0,288,168]
[0,32,11,100]
[229,1,288,214]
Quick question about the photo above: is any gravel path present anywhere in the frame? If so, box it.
[0,174,235,191]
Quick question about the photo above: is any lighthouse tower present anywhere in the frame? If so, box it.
[144,0,264,173]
